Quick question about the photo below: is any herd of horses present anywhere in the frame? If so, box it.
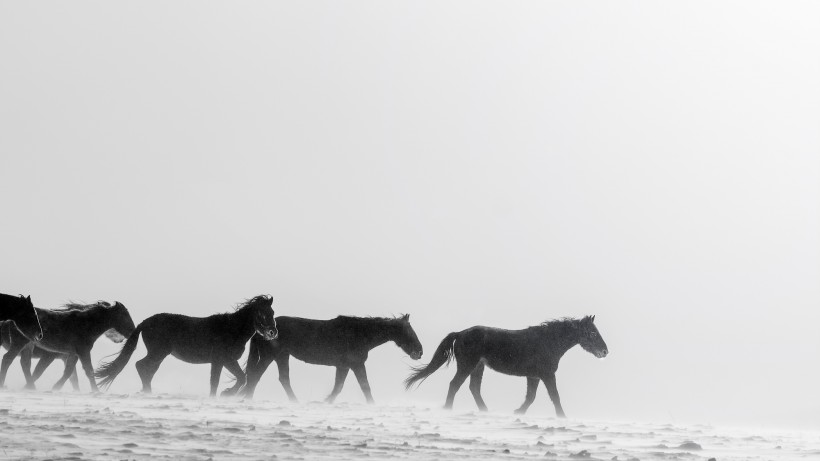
[0,291,609,417]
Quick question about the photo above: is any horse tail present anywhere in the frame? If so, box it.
[95,322,144,390]
[404,332,458,390]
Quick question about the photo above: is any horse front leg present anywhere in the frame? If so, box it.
[351,363,374,404]
[19,346,35,389]
[209,362,223,397]
[77,348,99,393]
[276,355,298,402]
[325,366,349,403]
[221,361,245,397]
[541,373,566,418]
[30,352,58,390]
[0,343,24,388]
[514,377,539,414]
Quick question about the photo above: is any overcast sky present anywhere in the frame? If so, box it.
[2,2,818,429]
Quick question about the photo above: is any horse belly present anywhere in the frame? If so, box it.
[484,360,532,377]
[170,350,210,364]
[290,350,342,366]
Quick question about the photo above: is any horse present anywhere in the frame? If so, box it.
[95,295,278,396]
[0,293,43,343]
[0,301,135,392]
[226,314,423,403]
[404,316,608,417]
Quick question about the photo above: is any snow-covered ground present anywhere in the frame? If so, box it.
[0,391,817,460]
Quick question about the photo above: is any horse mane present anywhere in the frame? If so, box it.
[234,295,272,312]
[537,316,593,330]
[333,314,408,325]
[55,300,112,312]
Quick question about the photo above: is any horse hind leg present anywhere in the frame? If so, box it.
[468,361,488,411]
[444,356,478,410]
[135,350,168,394]
[514,377,539,414]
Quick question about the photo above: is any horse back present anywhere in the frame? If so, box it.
[140,313,247,363]
[271,316,372,365]
[456,326,556,376]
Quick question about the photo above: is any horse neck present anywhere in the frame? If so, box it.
[226,307,257,338]
[362,319,395,350]
[546,322,583,357]
[75,308,116,338]
[0,295,20,320]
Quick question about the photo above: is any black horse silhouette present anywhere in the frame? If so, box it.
[0,293,42,344]
[96,295,277,396]
[0,301,135,392]
[226,314,423,403]
[405,316,608,417]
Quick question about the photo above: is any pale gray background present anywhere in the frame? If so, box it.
[2,2,818,429]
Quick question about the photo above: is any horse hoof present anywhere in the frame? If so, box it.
[513,408,526,415]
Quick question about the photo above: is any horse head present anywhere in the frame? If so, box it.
[393,314,423,360]
[250,295,278,340]
[577,315,608,359]
[103,301,136,343]
[15,295,43,342]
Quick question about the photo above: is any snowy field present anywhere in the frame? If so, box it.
[0,392,818,461]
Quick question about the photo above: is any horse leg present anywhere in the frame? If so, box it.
[325,366,349,404]
[19,346,36,389]
[69,363,80,392]
[541,373,566,418]
[135,350,168,394]
[444,360,475,410]
[221,361,245,397]
[351,363,375,404]
[277,355,298,402]
[53,355,79,391]
[514,377,539,414]
[238,353,273,399]
[77,348,99,393]
[30,353,58,390]
[209,362,223,397]
[468,362,488,411]
[0,342,24,388]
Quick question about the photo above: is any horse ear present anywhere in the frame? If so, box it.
[591,315,595,323]
[26,295,31,302]
[402,313,410,322]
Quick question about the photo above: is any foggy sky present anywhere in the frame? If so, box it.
[1,2,818,428]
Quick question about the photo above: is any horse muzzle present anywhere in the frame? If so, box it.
[410,350,423,360]
[262,329,278,340]
[595,348,609,359]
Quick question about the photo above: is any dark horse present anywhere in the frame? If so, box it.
[405,316,608,417]
[96,295,278,396]
[0,293,43,344]
[0,301,135,392]
[226,314,423,403]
